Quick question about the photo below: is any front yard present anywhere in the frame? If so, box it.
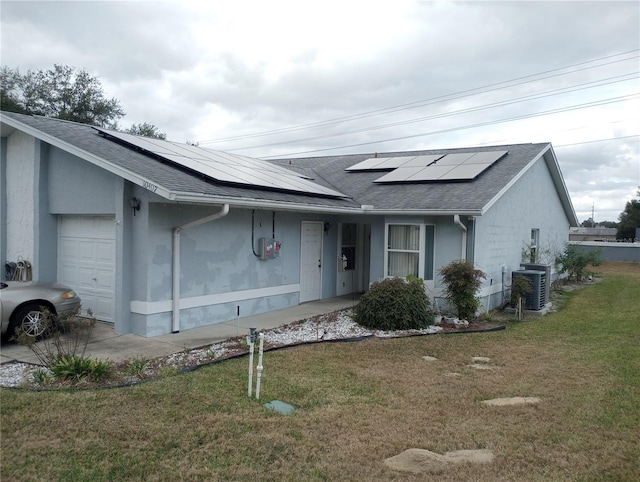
[1,262,638,481]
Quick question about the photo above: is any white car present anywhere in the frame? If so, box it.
[0,281,82,338]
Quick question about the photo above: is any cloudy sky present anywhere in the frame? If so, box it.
[2,1,639,223]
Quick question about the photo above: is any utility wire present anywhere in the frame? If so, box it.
[197,49,639,145]
[223,73,638,152]
[555,134,639,148]
[259,93,640,158]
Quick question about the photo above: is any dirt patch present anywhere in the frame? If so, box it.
[481,397,541,406]
[384,448,494,474]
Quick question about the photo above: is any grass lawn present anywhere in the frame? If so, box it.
[1,262,638,481]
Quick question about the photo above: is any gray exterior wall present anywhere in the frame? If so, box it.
[48,145,117,215]
[1,137,7,274]
[129,204,346,336]
[570,241,640,263]
[473,156,570,310]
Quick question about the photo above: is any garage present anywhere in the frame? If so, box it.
[57,216,116,322]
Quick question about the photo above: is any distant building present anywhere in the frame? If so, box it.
[569,227,617,242]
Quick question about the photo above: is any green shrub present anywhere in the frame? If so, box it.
[511,274,533,321]
[50,355,112,382]
[556,243,603,281]
[355,276,434,330]
[438,260,486,320]
[125,356,149,378]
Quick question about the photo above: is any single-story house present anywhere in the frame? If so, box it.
[569,227,617,242]
[1,112,578,337]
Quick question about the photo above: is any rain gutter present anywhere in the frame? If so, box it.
[453,214,468,260]
[172,204,230,333]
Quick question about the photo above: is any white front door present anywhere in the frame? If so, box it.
[300,221,323,303]
[58,216,116,322]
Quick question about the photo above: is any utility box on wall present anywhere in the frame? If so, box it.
[258,238,281,260]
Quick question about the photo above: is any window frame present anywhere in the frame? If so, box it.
[384,222,435,282]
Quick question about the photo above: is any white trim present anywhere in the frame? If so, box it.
[482,146,547,215]
[478,283,504,298]
[130,283,300,315]
[385,222,436,279]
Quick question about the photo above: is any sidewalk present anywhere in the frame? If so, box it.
[0,296,358,366]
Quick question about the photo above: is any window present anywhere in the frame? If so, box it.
[341,223,356,270]
[387,224,420,277]
[530,228,540,263]
[386,223,435,279]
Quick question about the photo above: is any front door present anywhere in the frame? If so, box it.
[299,221,323,303]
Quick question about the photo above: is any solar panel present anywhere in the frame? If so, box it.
[94,128,347,198]
[437,163,490,180]
[374,166,427,183]
[373,150,508,183]
[346,154,443,171]
[464,150,508,164]
[345,156,412,171]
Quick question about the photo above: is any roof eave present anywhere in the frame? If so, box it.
[480,143,579,226]
[1,114,175,200]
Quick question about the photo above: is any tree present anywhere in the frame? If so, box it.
[1,64,125,127]
[126,122,167,140]
[580,218,617,228]
[617,191,640,240]
[0,67,28,114]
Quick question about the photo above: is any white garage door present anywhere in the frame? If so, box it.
[58,216,116,322]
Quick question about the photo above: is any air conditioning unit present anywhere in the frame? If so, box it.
[512,270,546,310]
[520,263,551,305]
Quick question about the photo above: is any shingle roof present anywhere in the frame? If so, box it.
[2,111,573,219]
[269,143,550,213]
[1,112,358,210]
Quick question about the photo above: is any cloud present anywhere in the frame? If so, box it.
[2,0,638,222]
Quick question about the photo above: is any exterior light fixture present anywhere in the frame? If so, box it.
[130,197,141,216]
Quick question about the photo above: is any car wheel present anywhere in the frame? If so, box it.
[12,304,52,339]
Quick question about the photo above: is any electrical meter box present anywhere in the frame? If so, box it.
[259,238,281,260]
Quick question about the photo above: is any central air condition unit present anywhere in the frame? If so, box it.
[512,270,546,310]
[520,263,551,305]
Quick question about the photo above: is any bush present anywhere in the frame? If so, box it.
[355,276,434,330]
[438,260,486,320]
[14,307,96,367]
[556,244,602,282]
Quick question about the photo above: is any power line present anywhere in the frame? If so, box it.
[555,134,639,148]
[197,49,640,145]
[225,73,638,152]
[260,93,640,158]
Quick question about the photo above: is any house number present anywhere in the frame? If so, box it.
[143,180,158,193]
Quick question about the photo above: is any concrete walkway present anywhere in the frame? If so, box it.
[0,296,358,366]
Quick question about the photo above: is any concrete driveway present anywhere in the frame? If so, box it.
[0,296,358,366]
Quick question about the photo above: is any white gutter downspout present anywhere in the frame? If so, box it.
[172,204,230,333]
[453,215,467,260]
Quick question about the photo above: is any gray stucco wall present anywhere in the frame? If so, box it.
[0,137,6,274]
[48,146,117,215]
[132,204,345,336]
[570,241,640,263]
[474,156,571,309]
